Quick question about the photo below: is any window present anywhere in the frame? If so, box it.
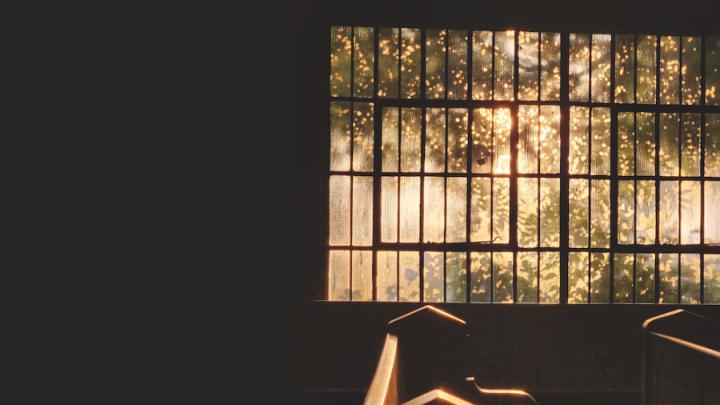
[327,26,720,304]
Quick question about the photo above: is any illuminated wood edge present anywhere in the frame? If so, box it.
[650,332,720,359]
[400,389,474,405]
[465,377,537,402]
[364,334,399,405]
[641,309,686,330]
[387,305,467,326]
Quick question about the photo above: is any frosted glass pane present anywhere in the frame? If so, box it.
[680,181,701,244]
[569,252,589,304]
[382,107,399,171]
[680,254,700,304]
[591,34,611,102]
[636,180,655,245]
[470,178,491,242]
[706,37,720,105]
[681,113,701,176]
[447,30,468,99]
[540,178,560,247]
[659,181,679,245]
[399,177,420,242]
[681,36,702,105]
[425,108,446,173]
[636,112,655,176]
[569,106,589,175]
[704,255,720,304]
[569,179,589,248]
[591,108,611,175]
[494,178,510,243]
[635,254,655,303]
[472,31,493,100]
[518,178,538,247]
[329,175,350,245]
[591,253,611,303]
[381,177,398,242]
[352,250,372,301]
[518,31,539,101]
[617,112,634,176]
[618,180,635,244]
[376,251,398,302]
[330,26,351,97]
[705,182,720,244]
[471,108,493,173]
[540,32,561,101]
[614,253,634,303]
[445,252,467,303]
[446,177,466,242]
[424,251,444,302]
[659,113,680,176]
[330,101,351,171]
[569,33,590,101]
[540,105,561,173]
[494,31,515,100]
[636,35,657,104]
[352,102,374,172]
[658,254,679,303]
[401,108,422,172]
[493,252,514,303]
[447,108,467,172]
[328,250,350,300]
[493,108,512,174]
[423,177,445,242]
[426,29,446,99]
[518,105,539,174]
[353,27,374,98]
[399,251,420,302]
[540,252,560,303]
[659,36,680,104]
[378,28,399,98]
[705,114,720,176]
[471,252,491,302]
[352,177,373,246]
[591,179,611,248]
[401,28,421,98]
[615,35,635,103]
[517,252,538,303]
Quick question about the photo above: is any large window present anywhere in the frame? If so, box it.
[327,26,720,304]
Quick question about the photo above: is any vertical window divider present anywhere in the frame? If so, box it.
[512,29,520,303]
[677,112,682,302]
[588,107,593,303]
[372,27,380,302]
[560,32,570,304]
[419,28,426,302]
[655,35,661,303]
[466,29,473,303]
[700,35,706,303]
[633,111,638,302]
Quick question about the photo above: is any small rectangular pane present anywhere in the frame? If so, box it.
[590,253,611,303]
[591,179,611,248]
[330,26,351,97]
[569,179,589,248]
[471,108,493,173]
[614,253,634,303]
[376,251,398,302]
[447,108,468,172]
[518,178,538,247]
[352,250,372,301]
[423,177,445,242]
[494,31,515,100]
[540,32,561,100]
[615,35,635,103]
[541,178,560,247]
[618,180,635,244]
[493,108,512,174]
[705,182,720,244]
[636,112,655,176]
[704,255,720,304]
[425,108,446,172]
[471,252,491,302]
[446,178,467,242]
[423,251,444,302]
[399,177,420,242]
[569,106,589,175]
[470,178,491,242]
[659,254,679,303]
[681,113,701,176]
[399,251,420,302]
[353,27,374,98]
[681,36,702,105]
[659,113,680,176]
[328,250,350,300]
[569,252,589,304]
[447,30,468,100]
[472,31,493,100]
[636,180,656,245]
[378,28,399,98]
[382,107,399,171]
[635,254,655,303]
[518,105,539,174]
[381,177,398,242]
[636,35,657,104]
[706,37,720,105]
[426,29,446,99]
[680,254,701,304]
[569,33,590,101]
[493,252,514,303]
[617,112,635,176]
[330,101,351,171]
[518,31,539,101]
[446,252,467,303]
[352,177,373,246]
[517,252,538,303]
[352,102,374,172]
[329,175,350,245]
[540,252,560,303]
[401,28,421,98]
[591,108,611,175]
[591,34,611,102]
[659,36,680,104]
[493,178,510,243]
[540,105,561,173]
[659,181,679,244]
[705,114,720,176]
[401,108,422,172]
[680,181,701,244]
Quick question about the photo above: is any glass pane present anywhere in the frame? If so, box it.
[423,177,445,242]
[618,180,635,244]
[399,251,420,302]
[569,252,589,304]
[353,27,374,98]
[329,175,350,245]
[540,32,561,100]
[401,28,421,98]
[540,178,560,247]
[470,178,491,242]
[614,253,634,303]
[636,35,657,104]
[328,250,350,300]
[401,108,422,172]
[636,112,655,176]
[352,177,373,246]
[659,36,680,104]
[518,178,538,247]
[704,255,720,304]
[680,181,701,244]
[681,113,701,176]
[591,179,611,248]
[591,34,611,102]
[591,108,611,175]
[330,26,351,97]
[636,180,655,245]
[493,252,514,303]
[382,107,399,171]
[518,31,539,101]
[591,253,611,303]
[681,36,702,105]
[569,106,589,175]
[377,251,398,302]
[399,177,420,242]
[352,250,372,301]
[423,251,444,302]
[352,102,374,172]
[378,28,399,98]
[658,254,679,303]
[517,252,538,303]
[493,108,512,174]
[569,33,590,101]
[706,182,720,244]
[540,252,560,303]
[618,112,634,176]
[471,108,493,173]
[381,177,398,242]
[494,30,515,100]
[635,254,655,303]
[471,252,491,302]
[446,252,467,302]
[426,29,446,99]
[659,113,680,176]
[472,31,493,100]
[425,108,446,173]
[615,35,635,103]
[569,179,589,248]
[680,254,700,304]
[540,105,561,173]
[447,108,468,172]
[448,30,468,99]
[446,177,466,243]
[494,178,510,243]
[659,181,679,244]
[330,101,351,171]
[518,105,539,174]
[705,114,720,176]
[706,37,720,105]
